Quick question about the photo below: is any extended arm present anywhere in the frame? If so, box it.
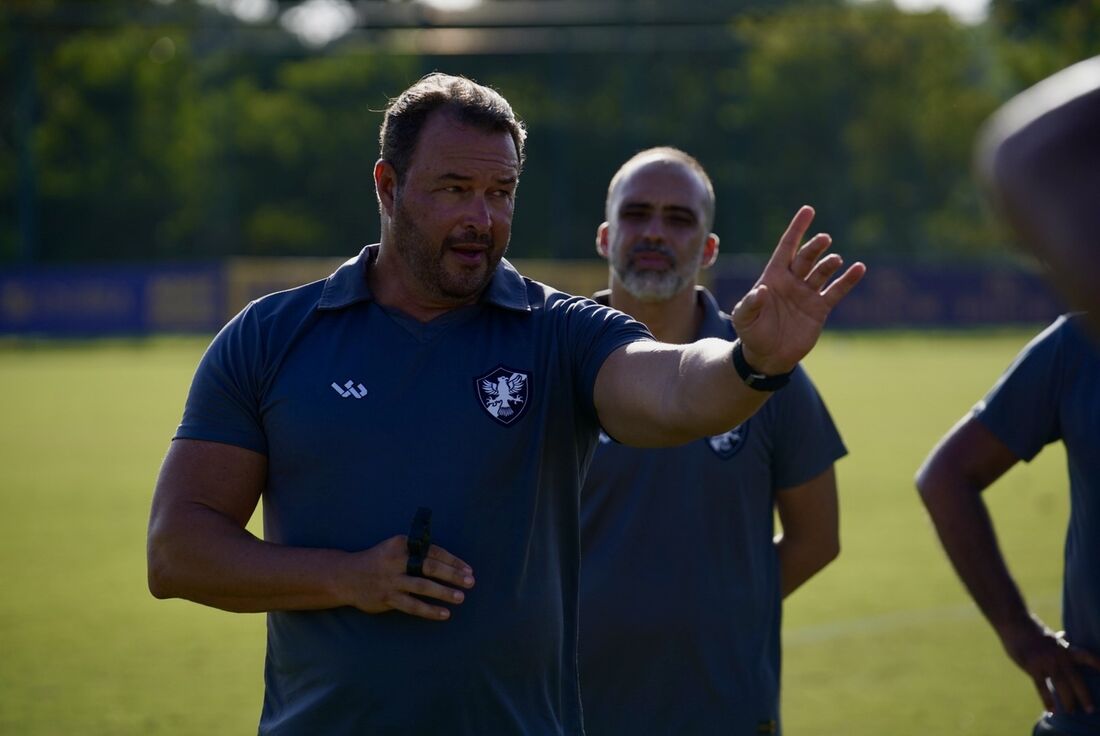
[774,467,840,598]
[915,416,1100,714]
[595,206,866,446]
[147,439,474,620]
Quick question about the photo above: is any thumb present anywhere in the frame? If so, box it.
[733,284,769,330]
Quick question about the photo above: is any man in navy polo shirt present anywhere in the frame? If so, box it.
[578,148,846,735]
[917,315,1100,735]
[146,73,865,735]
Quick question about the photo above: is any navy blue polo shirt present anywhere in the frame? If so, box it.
[578,288,846,736]
[175,245,652,735]
[973,314,1100,730]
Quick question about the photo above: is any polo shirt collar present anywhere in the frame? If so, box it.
[317,243,531,313]
[593,286,728,340]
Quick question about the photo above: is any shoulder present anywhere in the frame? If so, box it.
[524,278,646,331]
[234,278,328,337]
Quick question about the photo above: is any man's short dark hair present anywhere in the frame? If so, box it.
[379,73,527,182]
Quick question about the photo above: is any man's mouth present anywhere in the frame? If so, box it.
[631,251,673,270]
[448,242,489,265]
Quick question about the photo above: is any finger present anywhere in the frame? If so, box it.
[426,544,474,577]
[404,575,468,606]
[387,591,453,621]
[767,206,815,269]
[805,253,844,292]
[1034,676,1057,713]
[732,285,768,329]
[820,262,867,308]
[1057,660,1094,713]
[1071,647,1100,673]
[791,233,832,280]
[421,553,476,589]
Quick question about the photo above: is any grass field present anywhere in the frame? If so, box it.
[0,329,1068,735]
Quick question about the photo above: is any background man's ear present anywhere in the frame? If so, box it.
[596,222,611,259]
[701,234,720,269]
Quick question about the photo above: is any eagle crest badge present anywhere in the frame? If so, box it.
[707,422,749,459]
[475,366,531,426]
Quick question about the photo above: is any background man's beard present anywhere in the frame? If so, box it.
[392,198,506,302]
[614,246,702,303]
[618,268,689,302]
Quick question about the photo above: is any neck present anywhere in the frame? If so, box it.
[369,241,478,323]
[607,281,702,344]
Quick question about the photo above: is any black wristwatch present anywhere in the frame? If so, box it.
[730,339,794,392]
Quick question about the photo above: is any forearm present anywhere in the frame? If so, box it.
[147,503,351,613]
[776,532,839,598]
[918,476,1031,634]
[674,338,772,434]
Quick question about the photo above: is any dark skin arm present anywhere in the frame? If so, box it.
[147,439,475,620]
[774,467,840,598]
[915,415,1100,714]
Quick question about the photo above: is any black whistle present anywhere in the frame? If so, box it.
[405,506,432,577]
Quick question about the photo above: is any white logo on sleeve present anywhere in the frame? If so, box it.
[332,380,368,399]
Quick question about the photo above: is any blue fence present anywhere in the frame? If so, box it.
[0,259,1066,336]
[0,264,225,335]
[713,260,1064,329]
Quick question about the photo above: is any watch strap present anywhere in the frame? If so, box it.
[730,339,794,391]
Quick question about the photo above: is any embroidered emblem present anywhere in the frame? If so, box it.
[331,380,368,399]
[706,421,749,459]
[475,366,530,426]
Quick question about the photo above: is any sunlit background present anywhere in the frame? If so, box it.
[1,2,1099,734]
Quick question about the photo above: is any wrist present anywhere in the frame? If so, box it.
[730,340,794,392]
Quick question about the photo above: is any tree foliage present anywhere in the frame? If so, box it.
[1,0,1097,263]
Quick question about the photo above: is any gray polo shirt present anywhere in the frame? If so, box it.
[579,288,846,736]
[176,245,652,735]
[974,313,1100,730]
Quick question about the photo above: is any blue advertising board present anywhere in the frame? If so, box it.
[0,263,225,335]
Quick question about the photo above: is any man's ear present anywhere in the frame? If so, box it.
[701,233,720,269]
[596,222,611,259]
[374,159,398,218]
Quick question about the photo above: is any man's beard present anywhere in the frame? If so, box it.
[391,196,507,303]
[614,243,701,303]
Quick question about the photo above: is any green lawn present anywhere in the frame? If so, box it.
[0,330,1068,734]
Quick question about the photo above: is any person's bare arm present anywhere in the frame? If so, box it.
[147,439,475,620]
[595,206,866,446]
[774,467,840,598]
[916,416,1100,714]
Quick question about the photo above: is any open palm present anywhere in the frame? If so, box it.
[732,206,866,375]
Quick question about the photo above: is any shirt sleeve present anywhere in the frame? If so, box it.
[556,295,653,421]
[770,366,848,491]
[174,303,269,455]
[973,316,1067,462]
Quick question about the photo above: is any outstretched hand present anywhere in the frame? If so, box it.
[732,206,865,374]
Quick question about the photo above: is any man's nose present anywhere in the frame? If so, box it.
[641,215,665,242]
[462,194,493,231]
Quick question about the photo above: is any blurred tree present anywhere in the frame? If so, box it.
[989,0,1100,88]
[4,0,1075,264]
[719,3,1001,258]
